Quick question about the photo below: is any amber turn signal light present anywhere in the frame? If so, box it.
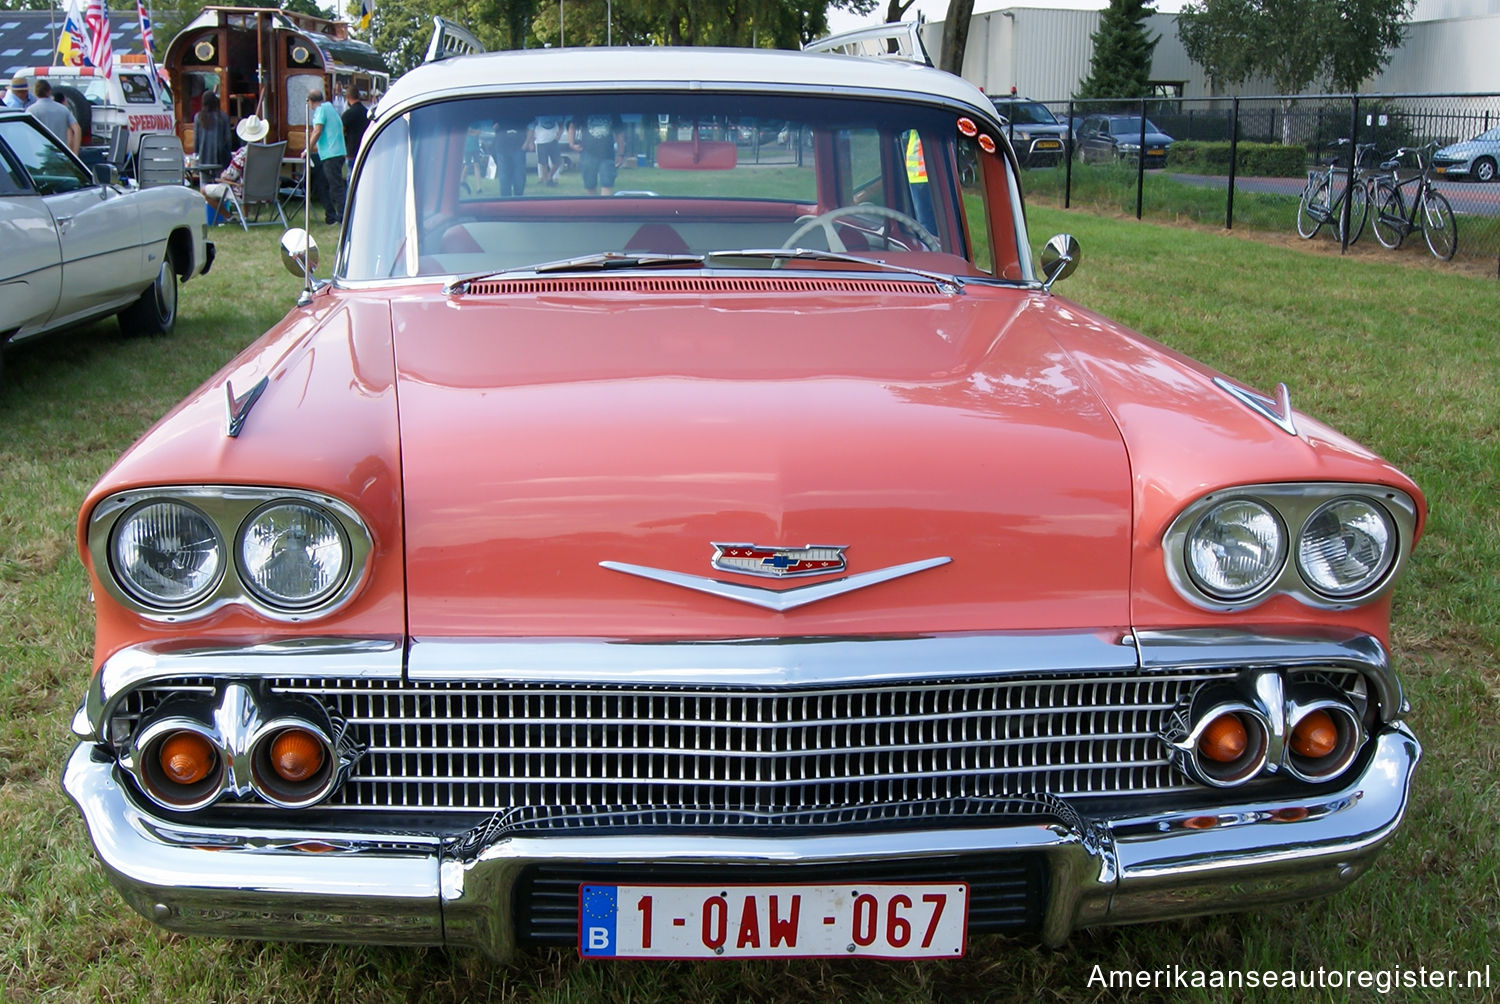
[159,731,217,785]
[270,728,325,782]
[1197,713,1248,763]
[1291,709,1339,759]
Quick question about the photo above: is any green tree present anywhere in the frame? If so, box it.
[528,0,869,49]
[937,0,975,75]
[1178,0,1413,95]
[1075,0,1159,100]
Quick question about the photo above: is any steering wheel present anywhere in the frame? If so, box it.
[781,204,941,253]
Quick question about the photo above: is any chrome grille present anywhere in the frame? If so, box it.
[117,668,1269,815]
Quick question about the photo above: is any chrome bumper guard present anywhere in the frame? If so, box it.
[63,722,1420,959]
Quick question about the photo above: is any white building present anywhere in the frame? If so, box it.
[920,0,1500,100]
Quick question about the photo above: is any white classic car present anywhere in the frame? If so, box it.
[0,109,213,387]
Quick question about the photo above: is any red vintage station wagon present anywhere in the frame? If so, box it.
[64,40,1423,961]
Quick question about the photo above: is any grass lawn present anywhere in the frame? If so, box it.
[1,210,1496,1002]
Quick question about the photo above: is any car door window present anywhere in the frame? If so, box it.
[0,120,91,195]
[0,146,30,195]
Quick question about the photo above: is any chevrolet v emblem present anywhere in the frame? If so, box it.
[711,542,847,579]
[600,551,951,612]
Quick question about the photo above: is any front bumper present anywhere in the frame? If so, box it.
[64,722,1420,959]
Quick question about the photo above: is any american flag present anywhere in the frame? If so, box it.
[84,0,114,78]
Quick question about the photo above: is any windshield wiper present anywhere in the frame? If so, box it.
[446,248,967,295]
[705,248,965,294]
[445,252,705,293]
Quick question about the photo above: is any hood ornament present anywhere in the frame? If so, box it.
[711,543,847,579]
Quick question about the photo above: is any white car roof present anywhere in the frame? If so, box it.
[374,46,996,123]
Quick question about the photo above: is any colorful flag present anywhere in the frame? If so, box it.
[58,0,89,67]
[84,0,115,78]
[358,0,374,32]
[136,0,157,79]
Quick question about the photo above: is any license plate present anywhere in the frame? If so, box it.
[1149,147,1164,155]
[1036,140,1061,150]
[579,882,968,959]
[1435,166,1446,173]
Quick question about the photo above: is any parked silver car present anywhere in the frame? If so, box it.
[0,110,213,386]
[1432,125,1500,182]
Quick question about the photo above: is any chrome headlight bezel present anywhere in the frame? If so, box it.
[1164,483,1418,612]
[108,499,226,610]
[1182,498,1287,602]
[236,500,353,610]
[89,487,373,622]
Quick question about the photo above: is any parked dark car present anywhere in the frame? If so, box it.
[1076,114,1174,167]
[990,96,1069,167]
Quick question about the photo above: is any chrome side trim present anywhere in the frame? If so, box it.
[74,638,404,741]
[407,629,1135,686]
[599,556,951,611]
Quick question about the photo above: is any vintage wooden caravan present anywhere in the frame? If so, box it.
[163,6,388,162]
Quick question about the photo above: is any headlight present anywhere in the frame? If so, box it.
[1184,499,1286,600]
[1118,142,1141,152]
[110,501,224,608]
[1297,498,1396,597]
[237,501,350,608]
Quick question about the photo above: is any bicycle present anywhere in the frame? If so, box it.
[1296,140,1376,243]
[1370,143,1458,260]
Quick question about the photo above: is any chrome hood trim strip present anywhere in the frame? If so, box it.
[406,630,1135,686]
[598,556,951,611]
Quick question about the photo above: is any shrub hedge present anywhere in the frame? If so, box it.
[1166,140,1307,177]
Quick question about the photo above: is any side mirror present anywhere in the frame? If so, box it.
[91,163,119,188]
[1039,233,1080,292]
[280,228,320,279]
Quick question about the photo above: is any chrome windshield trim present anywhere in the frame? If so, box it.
[75,638,404,741]
[408,630,1137,687]
[600,556,951,612]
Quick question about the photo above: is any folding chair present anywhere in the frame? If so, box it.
[106,125,133,181]
[221,141,290,229]
[135,133,186,188]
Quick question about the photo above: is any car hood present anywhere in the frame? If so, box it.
[388,280,1135,639]
[1436,141,1490,157]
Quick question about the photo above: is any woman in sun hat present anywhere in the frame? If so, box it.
[201,114,269,219]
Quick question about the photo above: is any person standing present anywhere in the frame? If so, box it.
[192,92,231,173]
[533,115,562,185]
[27,80,80,152]
[3,75,29,110]
[569,113,624,196]
[307,88,347,225]
[340,86,368,169]
[495,120,533,198]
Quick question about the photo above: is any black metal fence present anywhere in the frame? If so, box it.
[1015,92,1500,272]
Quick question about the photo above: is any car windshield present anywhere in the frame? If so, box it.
[1109,118,1162,136]
[1474,126,1500,142]
[997,101,1057,126]
[341,92,1022,283]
